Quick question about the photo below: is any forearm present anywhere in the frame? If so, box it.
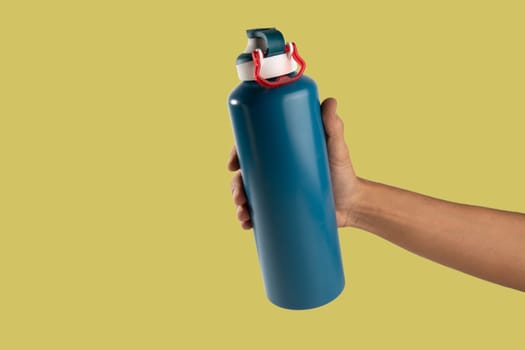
[351,178,525,291]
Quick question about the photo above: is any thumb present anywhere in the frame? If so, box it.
[321,98,351,167]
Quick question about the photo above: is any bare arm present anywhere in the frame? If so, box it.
[229,98,525,292]
[349,178,525,291]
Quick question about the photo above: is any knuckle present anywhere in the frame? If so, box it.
[230,172,241,192]
[233,190,242,204]
[335,116,344,130]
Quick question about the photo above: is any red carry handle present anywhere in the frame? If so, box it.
[251,42,306,88]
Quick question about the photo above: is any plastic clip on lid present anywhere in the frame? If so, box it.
[252,42,306,88]
[235,28,306,88]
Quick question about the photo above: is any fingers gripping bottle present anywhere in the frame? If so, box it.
[228,28,345,309]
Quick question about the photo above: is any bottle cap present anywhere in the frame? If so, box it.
[235,28,306,87]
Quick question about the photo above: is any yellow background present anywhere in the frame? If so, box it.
[1,0,524,349]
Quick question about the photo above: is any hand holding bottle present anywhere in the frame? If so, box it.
[229,97,360,229]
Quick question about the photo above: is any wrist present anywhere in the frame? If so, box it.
[340,177,371,229]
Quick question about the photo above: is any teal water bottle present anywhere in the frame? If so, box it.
[228,28,345,309]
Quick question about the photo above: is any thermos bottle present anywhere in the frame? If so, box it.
[227,28,345,309]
